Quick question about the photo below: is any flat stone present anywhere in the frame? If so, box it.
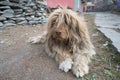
[37,0,47,6]
[14,9,23,14]
[29,20,38,24]
[4,22,16,27]
[26,17,32,21]
[0,6,10,10]
[3,9,14,14]
[0,11,3,15]
[0,16,6,21]
[37,20,42,24]
[17,20,28,25]
[3,9,14,18]
[3,13,14,18]
[26,1,36,7]
[22,7,30,10]
[0,22,3,27]
[24,12,34,16]
[31,15,35,18]
[41,16,47,23]
[14,14,24,17]
[11,17,26,22]
[25,9,34,13]
[40,7,45,11]
[0,1,22,8]
[9,0,19,3]
[32,17,40,21]
[4,20,16,24]
[35,12,43,17]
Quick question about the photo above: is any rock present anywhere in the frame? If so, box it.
[23,7,29,10]
[26,17,32,21]
[9,0,19,3]
[27,0,36,7]
[3,9,14,14]
[35,12,42,17]
[11,17,26,23]
[0,1,22,8]
[42,20,47,23]
[14,9,23,14]
[0,16,6,21]
[0,11,3,15]
[41,16,47,23]
[36,0,47,6]
[4,20,15,24]
[3,9,14,18]
[29,20,38,24]
[40,7,45,11]
[19,0,28,3]
[17,20,27,25]
[37,20,42,24]
[0,6,10,10]
[14,14,24,17]
[25,9,34,13]
[0,22,3,27]
[32,17,40,21]
[24,12,34,16]
[0,0,47,27]
[3,13,14,18]
[4,22,16,27]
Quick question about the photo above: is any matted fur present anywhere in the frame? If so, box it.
[28,8,96,77]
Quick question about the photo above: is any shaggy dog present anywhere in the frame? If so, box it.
[28,8,96,77]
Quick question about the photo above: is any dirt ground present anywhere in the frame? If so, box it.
[0,14,120,80]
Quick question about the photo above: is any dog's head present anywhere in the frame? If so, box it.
[47,8,87,44]
[50,22,69,41]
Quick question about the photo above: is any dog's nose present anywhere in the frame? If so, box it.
[56,31,61,35]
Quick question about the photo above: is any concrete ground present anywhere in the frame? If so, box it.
[0,14,120,80]
[0,25,76,80]
[95,12,120,53]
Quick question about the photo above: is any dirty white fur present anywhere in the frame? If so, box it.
[59,58,73,72]
[72,54,90,77]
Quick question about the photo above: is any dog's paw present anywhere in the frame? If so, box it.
[59,58,73,72]
[72,64,89,78]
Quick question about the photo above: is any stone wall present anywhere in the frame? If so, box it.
[0,0,47,27]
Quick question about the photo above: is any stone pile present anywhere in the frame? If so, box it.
[0,0,47,27]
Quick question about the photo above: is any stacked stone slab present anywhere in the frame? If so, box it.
[0,0,47,27]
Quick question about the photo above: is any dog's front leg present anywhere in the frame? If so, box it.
[72,53,90,78]
[55,51,73,72]
[28,31,47,44]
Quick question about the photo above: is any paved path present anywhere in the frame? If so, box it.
[95,12,120,53]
